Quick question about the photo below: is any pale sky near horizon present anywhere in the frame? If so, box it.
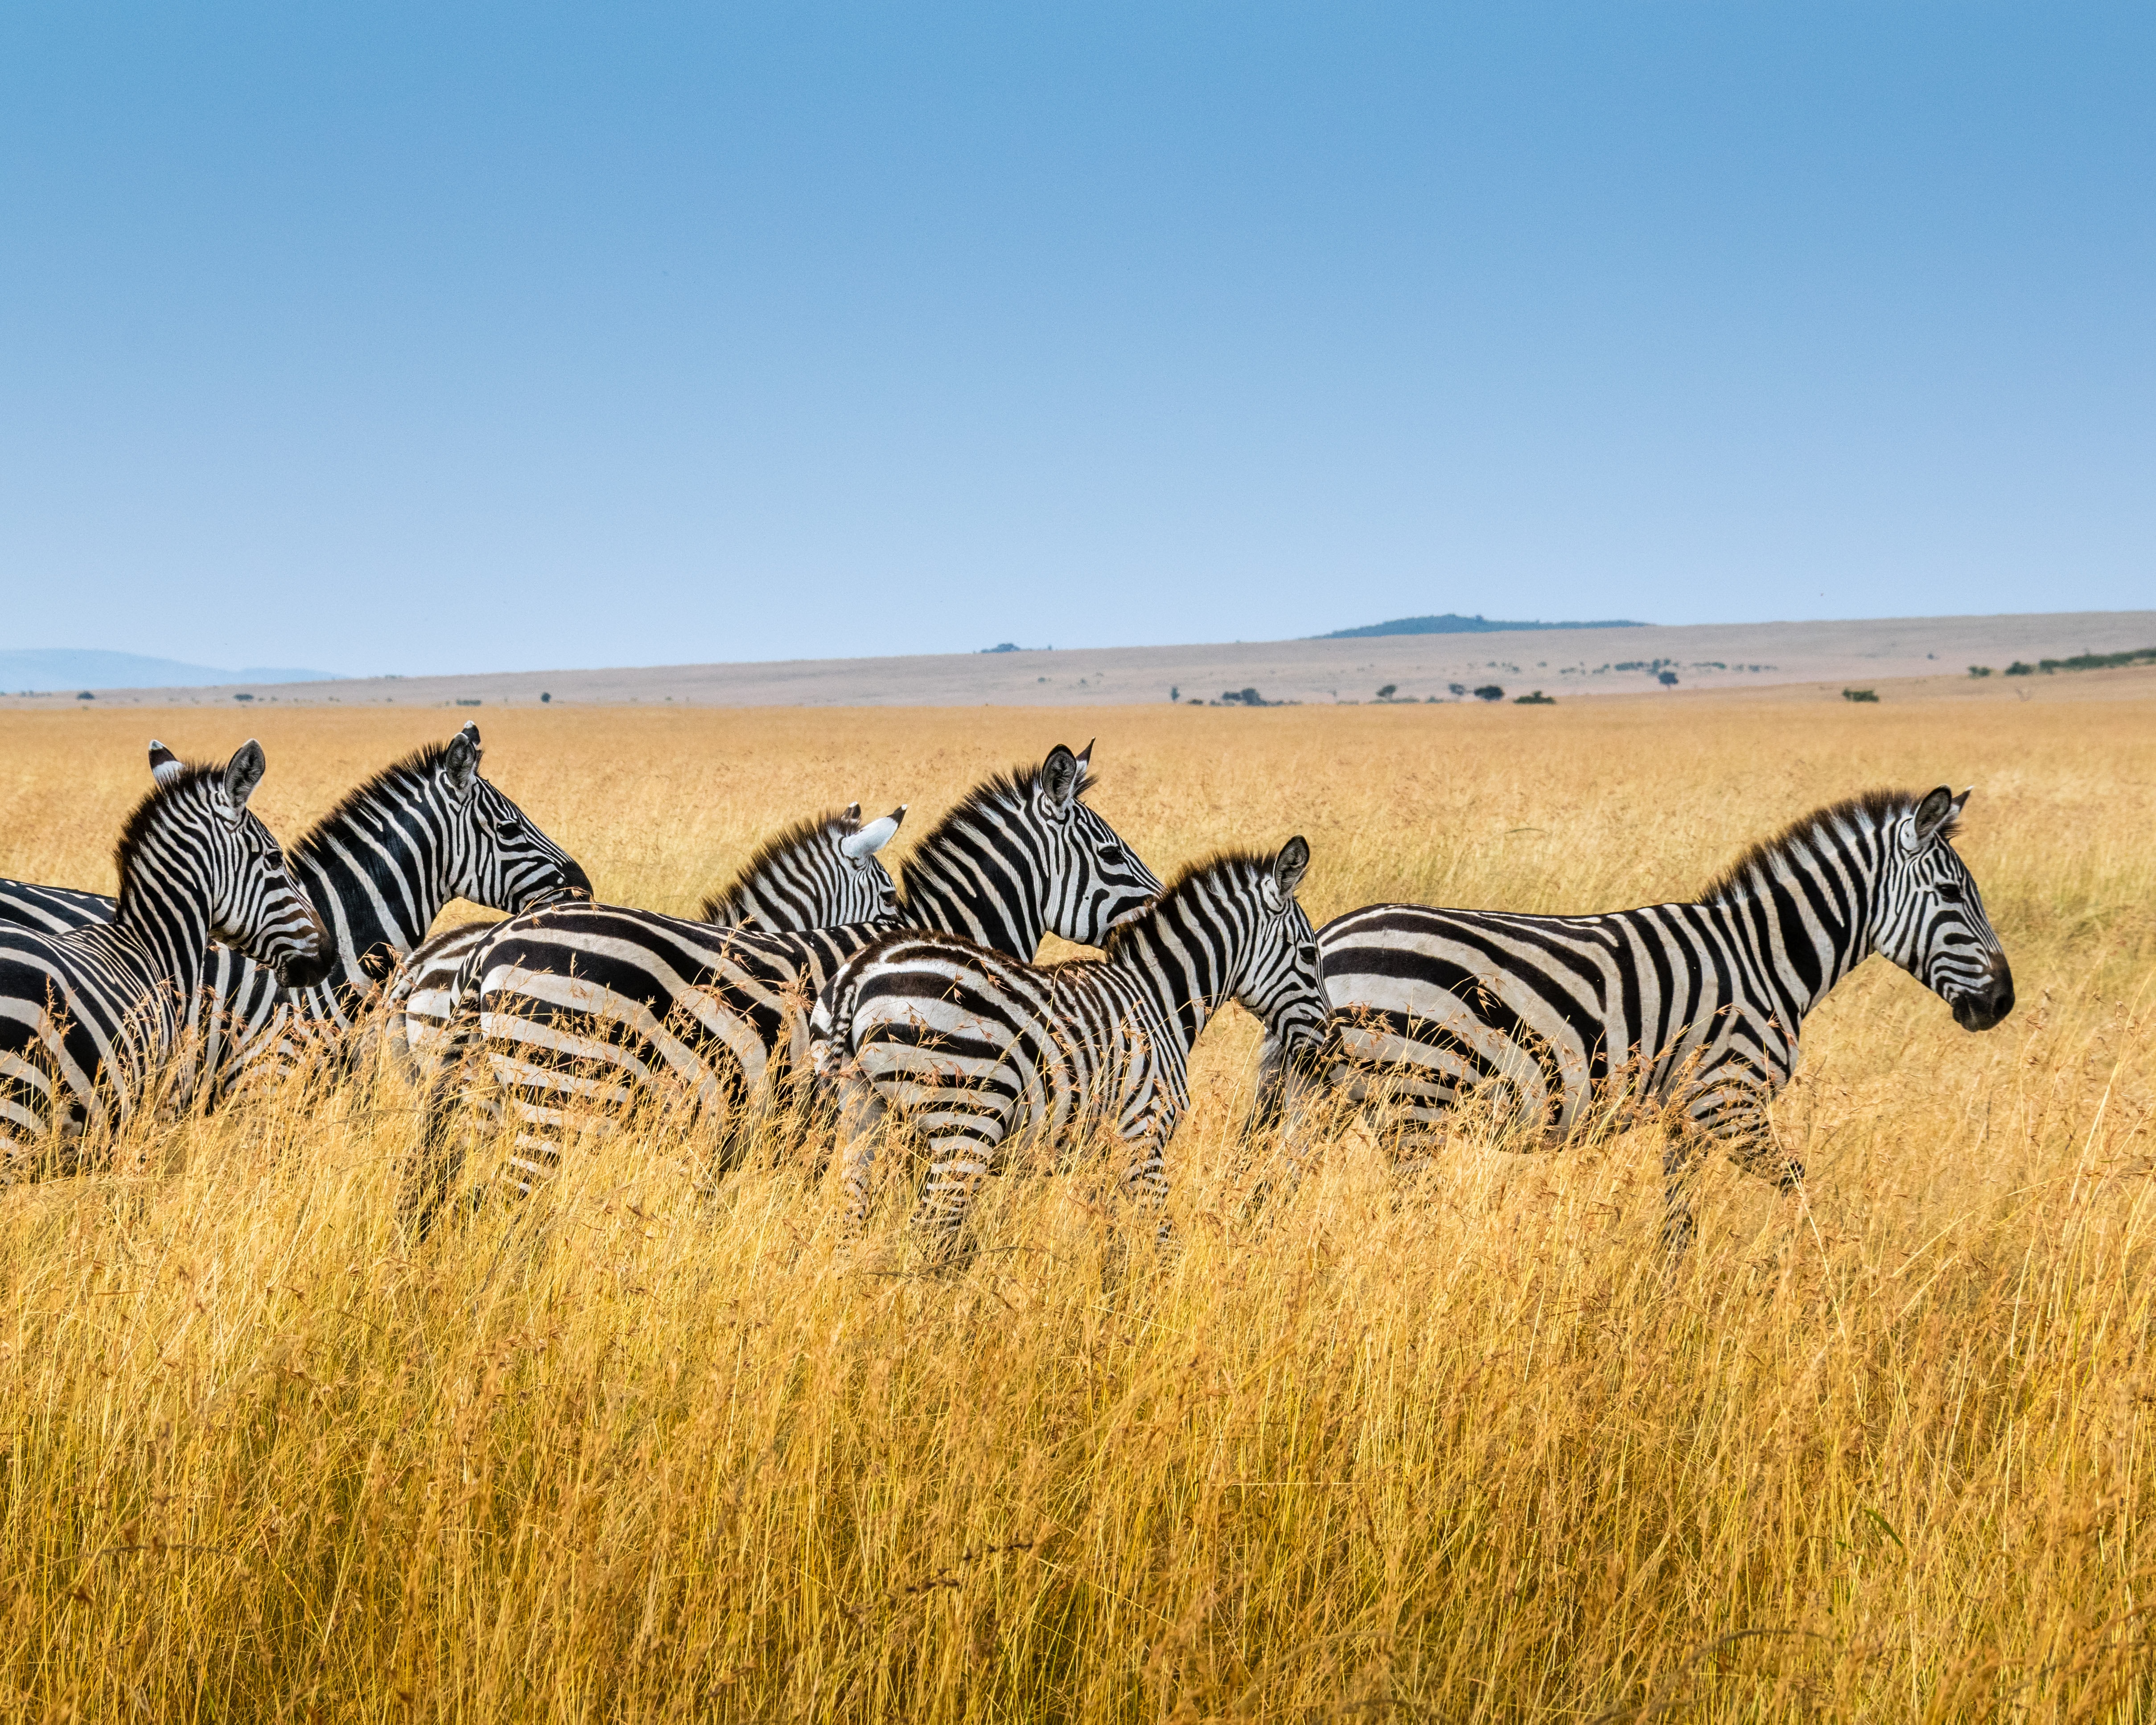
[3,4,2151,677]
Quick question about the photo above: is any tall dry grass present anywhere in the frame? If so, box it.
[1,694,2152,1721]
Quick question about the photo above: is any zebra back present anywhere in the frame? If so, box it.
[384,797,905,1078]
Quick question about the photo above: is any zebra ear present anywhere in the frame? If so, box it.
[459,720,482,753]
[841,806,906,860]
[222,739,266,816]
[440,730,481,799]
[1074,738,1095,787]
[1040,745,1082,812]
[1909,786,1956,848]
[843,802,861,824]
[148,741,185,788]
[1274,836,1311,899]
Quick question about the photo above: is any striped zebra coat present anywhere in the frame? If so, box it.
[1264,786,2014,1244]
[381,801,905,1080]
[822,840,1325,1247]
[0,725,590,1101]
[0,742,331,1174]
[415,743,1163,1220]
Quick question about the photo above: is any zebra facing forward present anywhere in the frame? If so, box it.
[415,743,1163,1222]
[823,840,1325,1249]
[1262,786,2013,1245]
[0,742,330,1173]
[382,801,905,1080]
[0,725,589,1100]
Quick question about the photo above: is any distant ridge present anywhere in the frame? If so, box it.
[0,649,341,693]
[1318,613,1646,639]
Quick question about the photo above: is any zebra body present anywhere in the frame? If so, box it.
[825,841,1324,1245]
[1274,786,2014,1242]
[0,725,589,1101]
[417,743,1163,1214]
[382,801,904,1079]
[0,743,331,1171]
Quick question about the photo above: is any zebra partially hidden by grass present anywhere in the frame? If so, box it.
[415,743,1163,1226]
[0,725,590,1103]
[1260,786,2014,1246]
[0,742,331,1175]
[821,840,1326,1251]
[381,801,905,1081]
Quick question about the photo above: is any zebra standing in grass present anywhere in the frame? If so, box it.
[823,840,1325,1248]
[381,802,905,1080]
[0,742,330,1173]
[1260,786,2015,1245]
[0,725,590,1101]
[415,743,1163,1221]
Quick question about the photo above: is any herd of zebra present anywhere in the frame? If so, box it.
[0,724,2014,1250]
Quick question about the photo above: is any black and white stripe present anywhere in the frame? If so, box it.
[1268,786,2014,1243]
[0,725,590,1101]
[823,840,1324,1247]
[0,742,331,1173]
[382,801,905,1079]
[416,743,1164,1218]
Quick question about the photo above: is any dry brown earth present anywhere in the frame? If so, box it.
[9,608,2152,711]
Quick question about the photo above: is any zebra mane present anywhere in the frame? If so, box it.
[1102,848,1267,958]
[1701,788,1959,905]
[112,759,226,884]
[896,758,1099,904]
[291,738,465,866]
[698,807,859,923]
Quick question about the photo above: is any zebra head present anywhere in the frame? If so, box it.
[1233,837,1329,1056]
[142,741,334,988]
[435,724,592,913]
[1034,740,1164,945]
[1874,786,2013,1032]
[702,802,907,930]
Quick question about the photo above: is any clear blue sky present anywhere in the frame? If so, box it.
[4,4,2150,676]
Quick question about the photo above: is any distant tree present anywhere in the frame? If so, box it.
[2005,661,2035,676]
[1473,684,1504,702]
[1375,683,1397,700]
[1842,688,1880,704]
[1967,667,1992,679]
[1447,683,1467,697]
[1514,691,1554,705]
[1657,670,1679,687]
[540,691,552,703]
[1169,686,1180,702]
[76,690,94,700]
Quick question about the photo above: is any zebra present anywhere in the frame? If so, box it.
[820,839,1325,1249]
[0,725,591,1101]
[0,741,331,1174]
[1257,786,2015,1246]
[380,801,905,1081]
[415,741,1164,1219]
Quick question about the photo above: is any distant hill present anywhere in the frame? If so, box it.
[0,650,341,693]
[1318,613,1646,639]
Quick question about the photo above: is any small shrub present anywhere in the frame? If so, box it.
[2005,662,2034,676]
[1842,688,1879,704]
[1968,666,1993,678]
[1514,691,1555,705]
[1473,685,1505,702]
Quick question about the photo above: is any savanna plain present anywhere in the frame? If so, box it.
[1,687,2152,1722]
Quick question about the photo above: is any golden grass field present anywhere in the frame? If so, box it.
[1,688,2152,1721]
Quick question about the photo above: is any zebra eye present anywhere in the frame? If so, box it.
[1936,880,1965,905]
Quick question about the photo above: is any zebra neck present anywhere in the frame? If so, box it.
[1110,917,1230,1054]
[896,814,1043,956]
[114,830,217,1004]
[291,801,449,986]
[1704,843,1881,1025]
